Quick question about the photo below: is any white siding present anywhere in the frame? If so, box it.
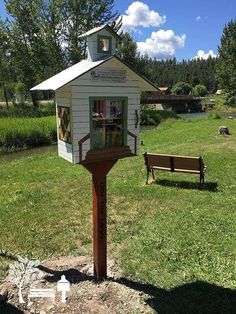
[55,86,73,163]
[87,29,117,61]
[70,60,141,163]
[58,140,73,163]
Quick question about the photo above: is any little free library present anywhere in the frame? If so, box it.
[31,24,158,280]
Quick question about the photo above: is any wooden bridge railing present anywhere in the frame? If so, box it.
[141,94,201,104]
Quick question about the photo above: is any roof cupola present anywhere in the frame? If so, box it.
[79,24,120,61]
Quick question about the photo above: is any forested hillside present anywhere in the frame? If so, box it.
[117,33,217,93]
[0,0,235,105]
[137,56,217,92]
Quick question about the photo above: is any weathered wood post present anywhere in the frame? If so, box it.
[84,160,117,280]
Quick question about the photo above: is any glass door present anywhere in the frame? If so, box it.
[90,97,127,150]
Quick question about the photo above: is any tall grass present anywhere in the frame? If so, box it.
[0,116,57,152]
[0,102,55,118]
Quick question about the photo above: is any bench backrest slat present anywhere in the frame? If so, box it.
[173,156,200,171]
[145,153,201,172]
[147,155,171,168]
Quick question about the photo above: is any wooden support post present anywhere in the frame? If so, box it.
[83,160,117,281]
[92,171,107,280]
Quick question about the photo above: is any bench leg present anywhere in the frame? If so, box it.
[199,173,204,187]
[146,169,150,185]
[146,168,155,185]
[152,169,155,181]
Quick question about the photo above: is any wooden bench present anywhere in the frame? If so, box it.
[143,152,206,186]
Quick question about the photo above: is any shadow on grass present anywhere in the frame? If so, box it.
[155,179,218,192]
[0,302,24,314]
[40,265,236,313]
[115,278,236,314]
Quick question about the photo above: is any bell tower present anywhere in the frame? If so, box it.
[79,25,120,61]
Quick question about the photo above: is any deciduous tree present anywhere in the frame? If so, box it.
[171,81,193,95]
[64,0,120,64]
[193,84,208,97]
[0,19,12,107]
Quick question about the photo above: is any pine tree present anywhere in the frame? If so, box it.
[216,19,236,95]
[116,32,137,68]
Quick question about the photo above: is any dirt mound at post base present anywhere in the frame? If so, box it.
[0,256,152,313]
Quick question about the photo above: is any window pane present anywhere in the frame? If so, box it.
[100,38,109,52]
[92,99,124,150]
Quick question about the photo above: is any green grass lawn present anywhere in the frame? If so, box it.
[0,118,235,312]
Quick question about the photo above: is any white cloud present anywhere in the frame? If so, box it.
[122,1,166,32]
[193,50,217,60]
[137,29,186,59]
[195,16,208,21]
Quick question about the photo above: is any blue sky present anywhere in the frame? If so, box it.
[0,1,235,61]
[115,0,236,60]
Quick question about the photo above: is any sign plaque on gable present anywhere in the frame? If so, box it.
[90,69,126,82]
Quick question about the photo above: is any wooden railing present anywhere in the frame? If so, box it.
[78,131,137,162]
[78,133,90,162]
[127,130,137,155]
[141,94,201,104]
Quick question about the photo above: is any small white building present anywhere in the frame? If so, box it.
[31,25,158,164]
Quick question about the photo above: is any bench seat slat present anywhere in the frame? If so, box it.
[152,166,201,174]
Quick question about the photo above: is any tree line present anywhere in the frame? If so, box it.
[0,0,235,106]
[136,55,217,93]
[117,20,236,100]
[117,32,217,94]
[0,0,121,105]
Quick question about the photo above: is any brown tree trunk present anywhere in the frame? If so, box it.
[31,90,38,108]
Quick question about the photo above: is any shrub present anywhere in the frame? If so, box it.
[140,109,179,126]
[227,96,236,106]
[193,84,208,97]
[208,111,222,119]
[171,82,193,95]
[15,82,26,94]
